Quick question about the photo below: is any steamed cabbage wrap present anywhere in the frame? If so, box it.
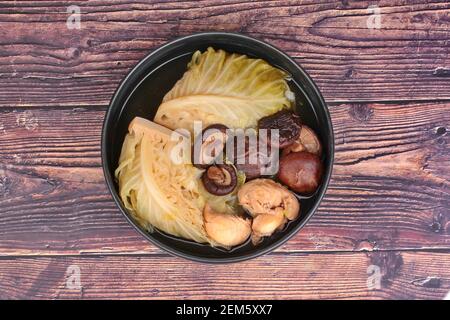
[154,47,293,133]
[115,117,213,244]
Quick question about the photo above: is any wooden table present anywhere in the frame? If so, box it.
[0,0,449,300]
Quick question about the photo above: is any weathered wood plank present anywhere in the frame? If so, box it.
[0,251,448,299]
[0,101,448,255]
[0,0,449,107]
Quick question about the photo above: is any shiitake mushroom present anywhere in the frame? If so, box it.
[277,151,323,194]
[282,125,322,157]
[192,124,229,169]
[198,116,324,243]
[258,110,302,149]
[201,164,237,195]
[232,135,276,180]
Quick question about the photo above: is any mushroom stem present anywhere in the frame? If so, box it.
[202,164,237,195]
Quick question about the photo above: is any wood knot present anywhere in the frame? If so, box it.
[45,178,60,187]
[430,210,446,234]
[411,13,424,23]
[349,104,374,122]
[435,126,447,136]
[0,176,12,197]
[412,277,441,288]
[355,239,378,252]
[69,47,81,59]
[369,252,403,285]
[431,221,442,233]
[16,110,38,131]
[432,67,450,77]
[150,289,160,297]
[344,67,355,78]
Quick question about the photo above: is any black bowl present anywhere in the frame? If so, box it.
[102,32,334,263]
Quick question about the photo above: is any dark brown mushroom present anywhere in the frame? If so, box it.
[258,110,302,149]
[233,135,277,180]
[201,164,237,195]
[192,124,229,169]
[277,151,323,194]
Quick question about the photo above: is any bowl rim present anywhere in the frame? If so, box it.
[101,31,334,263]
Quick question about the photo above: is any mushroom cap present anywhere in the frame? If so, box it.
[278,151,323,194]
[232,134,277,180]
[258,110,302,149]
[192,124,229,169]
[201,164,237,195]
[282,125,322,157]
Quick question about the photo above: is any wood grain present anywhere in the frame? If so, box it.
[0,101,448,256]
[1,1,449,300]
[0,0,449,107]
[0,251,449,299]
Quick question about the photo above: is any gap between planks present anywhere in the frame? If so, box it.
[3,98,450,111]
[1,247,450,260]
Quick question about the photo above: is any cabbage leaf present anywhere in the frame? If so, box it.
[115,117,213,244]
[154,47,293,133]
